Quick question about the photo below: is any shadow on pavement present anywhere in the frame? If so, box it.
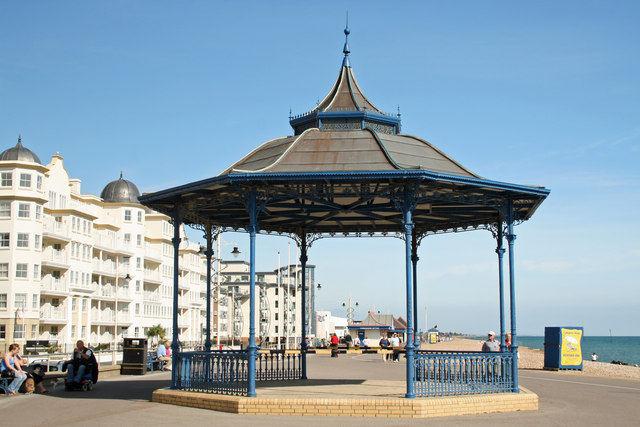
[43,372,171,401]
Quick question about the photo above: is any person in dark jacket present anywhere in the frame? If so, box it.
[64,340,98,387]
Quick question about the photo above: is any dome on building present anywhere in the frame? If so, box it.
[101,173,141,204]
[0,136,42,164]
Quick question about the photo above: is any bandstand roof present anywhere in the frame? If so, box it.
[139,30,549,237]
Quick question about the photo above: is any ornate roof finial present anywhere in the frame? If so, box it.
[120,171,123,180]
[342,12,351,67]
[17,134,22,146]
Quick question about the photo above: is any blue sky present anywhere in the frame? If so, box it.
[2,1,638,336]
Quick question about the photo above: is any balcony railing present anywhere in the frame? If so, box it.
[42,249,69,265]
[40,306,68,322]
[40,277,68,293]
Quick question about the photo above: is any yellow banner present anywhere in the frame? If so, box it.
[560,328,583,366]
[429,332,437,344]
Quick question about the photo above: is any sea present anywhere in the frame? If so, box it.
[507,336,640,366]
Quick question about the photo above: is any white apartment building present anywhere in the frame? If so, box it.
[0,137,319,352]
[0,137,207,352]
[215,261,317,349]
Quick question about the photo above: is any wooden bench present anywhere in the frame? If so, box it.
[146,353,165,372]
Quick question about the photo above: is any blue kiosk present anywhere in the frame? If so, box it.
[139,25,549,399]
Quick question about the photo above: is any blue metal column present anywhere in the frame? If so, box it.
[496,223,506,351]
[170,205,181,389]
[402,187,416,399]
[411,233,420,349]
[246,189,258,397]
[204,226,213,352]
[299,234,308,379]
[506,200,519,392]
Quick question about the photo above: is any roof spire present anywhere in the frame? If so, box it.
[120,171,123,179]
[17,134,22,146]
[342,12,351,67]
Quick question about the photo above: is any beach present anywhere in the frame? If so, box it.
[423,338,640,381]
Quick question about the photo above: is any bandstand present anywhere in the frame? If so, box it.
[138,26,549,403]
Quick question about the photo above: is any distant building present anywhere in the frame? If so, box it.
[0,137,317,352]
[348,311,407,343]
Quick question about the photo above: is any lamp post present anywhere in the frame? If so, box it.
[214,233,240,348]
[342,295,359,325]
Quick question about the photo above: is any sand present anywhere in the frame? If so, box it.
[421,337,640,381]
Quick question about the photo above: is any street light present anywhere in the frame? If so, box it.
[214,234,240,347]
[342,296,359,325]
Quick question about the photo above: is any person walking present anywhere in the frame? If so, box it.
[482,331,500,352]
[379,335,390,362]
[390,333,401,362]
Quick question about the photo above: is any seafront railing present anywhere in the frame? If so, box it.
[174,350,303,396]
[413,351,514,397]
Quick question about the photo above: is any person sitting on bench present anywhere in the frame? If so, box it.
[1,343,28,396]
[64,340,97,387]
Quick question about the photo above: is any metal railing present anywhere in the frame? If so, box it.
[174,349,303,396]
[256,350,301,381]
[413,351,514,397]
[175,350,249,396]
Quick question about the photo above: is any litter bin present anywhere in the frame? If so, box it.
[121,338,148,375]
[544,327,583,370]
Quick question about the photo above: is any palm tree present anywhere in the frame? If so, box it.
[147,324,166,346]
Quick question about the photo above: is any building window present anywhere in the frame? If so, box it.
[37,175,42,190]
[15,293,27,309]
[32,294,38,309]
[136,257,141,269]
[0,233,8,247]
[34,235,40,249]
[33,264,39,279]
[136,234,142,246]
[124,233,131,245]
[13,324,25,339]
[35,205,41,220]
[0,293,6,309]
[136,280,140,292]
[16,263,28,278]
[137,211,142,223]
[31,324,37,338]
[0,325,5,339]
[82,299,87,312]
[72,298,77,311]
[18,203,30,218]
[135,303,140,315]
[0,264,7,278]
[0,201,10,217]
[17,233,29,248]
[1,172,12,187]
[19,173,31,187]
[124,210,132,221]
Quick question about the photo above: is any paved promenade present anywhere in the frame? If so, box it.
[1,353,639,426]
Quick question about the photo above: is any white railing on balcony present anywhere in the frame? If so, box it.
[117,312,131,323]
[144,269,162,282]
[43,218,69,236]
[91,310,115,322]
[42,248,69,265]
[144,246,163,261]
[40,306,67,321]
[40,277,68,293]
[143,291,161,302]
